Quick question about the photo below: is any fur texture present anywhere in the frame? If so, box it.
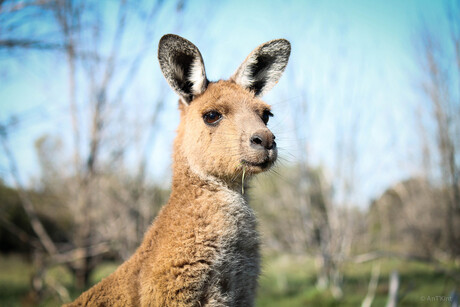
[66,35,290,307]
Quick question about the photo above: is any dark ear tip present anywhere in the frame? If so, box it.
[159,34,181,44]
[158,34,201,61]
[275,38,291,45]
[159,34,195,49]
[271,38,291,54]
[257,39,291,62]
[159,34,178,53]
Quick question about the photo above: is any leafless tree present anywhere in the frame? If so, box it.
[416,0,460,257]
[0,0,193,302]
[31,0,176,290]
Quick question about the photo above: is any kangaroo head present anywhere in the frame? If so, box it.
[158,34,290,182]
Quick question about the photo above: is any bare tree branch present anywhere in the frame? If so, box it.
[0,39,63,50]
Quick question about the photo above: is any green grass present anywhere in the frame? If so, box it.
[0,254,119,306]
[0,254,34,306]
[257,254,459,306]
[0,253,458,306]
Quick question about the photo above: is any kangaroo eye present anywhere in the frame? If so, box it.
[203,111,222,125]
[262,110,273,125]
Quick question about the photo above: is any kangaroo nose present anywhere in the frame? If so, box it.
[250,131,276,150]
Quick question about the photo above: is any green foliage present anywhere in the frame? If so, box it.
[256,254,459,307]
[0,253,457,306]
[0,254,120,306]
[89,262,118,285]
[0,254,34,307]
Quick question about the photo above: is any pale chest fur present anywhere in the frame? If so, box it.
[205,189,261,305]
[218,190,260,257]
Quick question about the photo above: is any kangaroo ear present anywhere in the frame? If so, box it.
[158,34,208,104]
[231,39,291,97]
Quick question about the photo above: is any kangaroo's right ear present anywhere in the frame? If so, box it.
[158,34,208,105]
[231,39,290,97]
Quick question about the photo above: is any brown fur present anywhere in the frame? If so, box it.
[66,35,290,307]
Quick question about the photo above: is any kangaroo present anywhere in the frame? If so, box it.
[66,34,290,307]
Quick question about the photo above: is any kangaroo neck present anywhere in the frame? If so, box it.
[171,138,247,198]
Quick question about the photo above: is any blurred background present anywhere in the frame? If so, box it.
[0,0,459,306]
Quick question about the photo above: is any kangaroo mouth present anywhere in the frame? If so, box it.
[240,145,277,173]
[241,158,273,170]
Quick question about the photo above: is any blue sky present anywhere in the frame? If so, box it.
[0,0,449,206]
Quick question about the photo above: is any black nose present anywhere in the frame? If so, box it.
[250,131,276,150]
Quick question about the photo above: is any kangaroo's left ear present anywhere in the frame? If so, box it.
[158,34,208,105]
[231,39,291,97]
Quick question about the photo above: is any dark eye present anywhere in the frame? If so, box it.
[203,111,222,125]
[262,110,273,125]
